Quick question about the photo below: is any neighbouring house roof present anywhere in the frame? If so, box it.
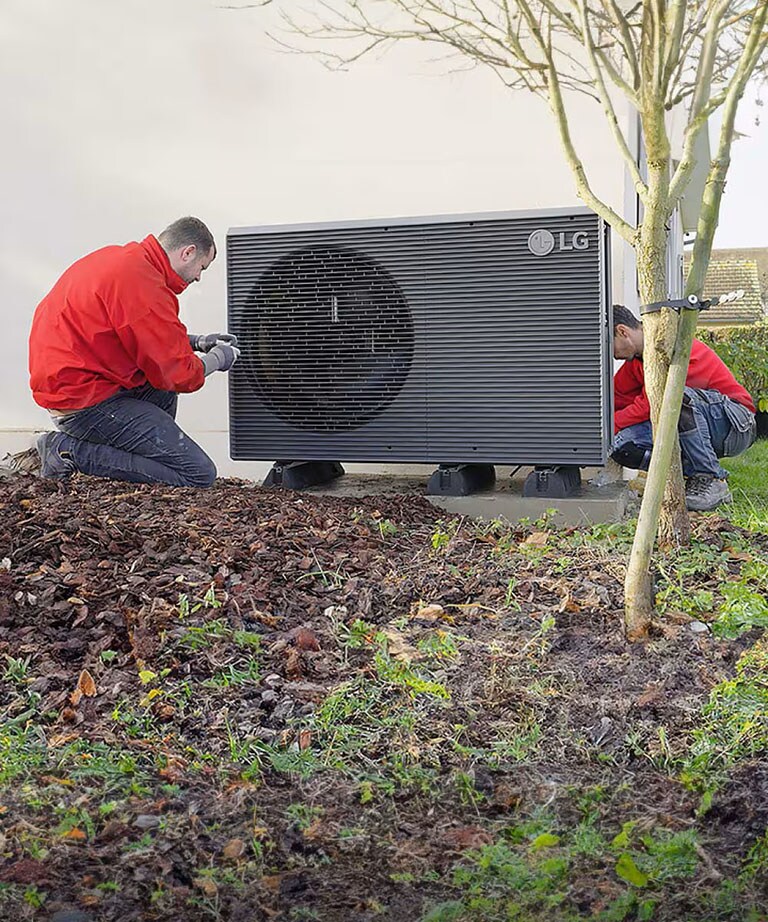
[710,246,768,294]
[683,254,766,326]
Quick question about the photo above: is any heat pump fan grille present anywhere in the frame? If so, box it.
[241,245,414,432]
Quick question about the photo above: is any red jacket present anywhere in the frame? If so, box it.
[29,235,205,411]
[614,339,755,433]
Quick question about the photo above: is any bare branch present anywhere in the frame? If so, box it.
[687,0,768,284]
[667,0,733,210]
[662,0,687,91]
[263,0,767,249]
[597,0,641,91]
[577,0,647,202]
[516,0,636,241]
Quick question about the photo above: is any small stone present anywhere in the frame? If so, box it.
[590,716,613,745]
[284,680,327,701]
[260,689,278,706]
[272,699,295,722]
[689,620,710,634]
[133,814,161,830]
[263,673,284,689]
[252,727,277,742]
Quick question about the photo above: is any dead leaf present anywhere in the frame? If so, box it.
[525,532,549,547]
[62,827,87,842]
[253,608,280,627]
[71,606,90,627]
[303,819,324,840]
[441,826,494,851]
[70,669,97,706]
[159,758,187,782]
[491,783,523,810]
[79,669,97,696]
[38,775,74,786]
[558,591,582,613]
[290,627,321,651]
[410,601,445,621]
[381,626,422,662]
[47,733,80,748]
[298,729,312,750]
[193,877,218,898]
[284,647,304,680]
[223,838,246,860]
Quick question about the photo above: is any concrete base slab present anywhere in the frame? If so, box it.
[306,466,635,527]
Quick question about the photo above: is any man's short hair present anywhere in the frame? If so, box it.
[613,304,641,334]
[158,217,215,256]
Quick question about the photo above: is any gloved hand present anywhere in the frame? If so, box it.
[202,343,241,376]
[189,332,239,353]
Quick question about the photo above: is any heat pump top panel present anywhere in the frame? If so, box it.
[227,208,612,466]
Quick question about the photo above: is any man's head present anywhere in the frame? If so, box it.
[613,304,644,360]
[158,216,216,284]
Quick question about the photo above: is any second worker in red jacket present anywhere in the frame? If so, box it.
[611,305,756,512]
[27,217,239,487]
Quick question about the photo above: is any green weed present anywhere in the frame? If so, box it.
[3,654,32,685]
[681,638,768,798]
[286,802,323,830]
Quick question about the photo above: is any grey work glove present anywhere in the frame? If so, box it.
[189,332,239,353]
[202,343,241,376]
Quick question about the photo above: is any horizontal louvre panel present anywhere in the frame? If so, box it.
[227,210,611,465]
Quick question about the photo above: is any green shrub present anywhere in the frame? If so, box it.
[698,323,768,412]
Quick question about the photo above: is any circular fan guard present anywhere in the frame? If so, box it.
[242,245,415,432]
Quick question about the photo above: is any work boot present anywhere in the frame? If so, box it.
[36,432,77,480]
[685,474,732,512]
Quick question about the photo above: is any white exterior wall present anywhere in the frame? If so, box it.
[1,0,633,478]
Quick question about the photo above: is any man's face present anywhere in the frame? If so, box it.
[172,244,216,284]
[613,324,643,361]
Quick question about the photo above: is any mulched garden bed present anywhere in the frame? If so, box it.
[0,476,766,921]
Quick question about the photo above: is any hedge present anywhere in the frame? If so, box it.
[697,322,768,413]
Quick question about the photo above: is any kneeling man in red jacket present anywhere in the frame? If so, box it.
[27,217,239,487]
[611,305,756,512]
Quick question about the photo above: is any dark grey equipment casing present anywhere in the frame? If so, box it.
[227,208,613,467]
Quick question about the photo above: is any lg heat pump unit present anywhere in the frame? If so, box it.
[227,208,613,497]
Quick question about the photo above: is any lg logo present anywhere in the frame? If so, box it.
[527,229,589,257]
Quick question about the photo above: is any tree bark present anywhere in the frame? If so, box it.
[623,169,689,639]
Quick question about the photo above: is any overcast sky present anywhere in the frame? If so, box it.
[713,88,768,249]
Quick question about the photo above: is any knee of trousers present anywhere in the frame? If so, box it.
[610,441,650,469]
[183,454,217,488]
[678,392,697,434]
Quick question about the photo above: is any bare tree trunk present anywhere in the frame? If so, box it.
[623,3,767,641]
[623,180,689,639]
